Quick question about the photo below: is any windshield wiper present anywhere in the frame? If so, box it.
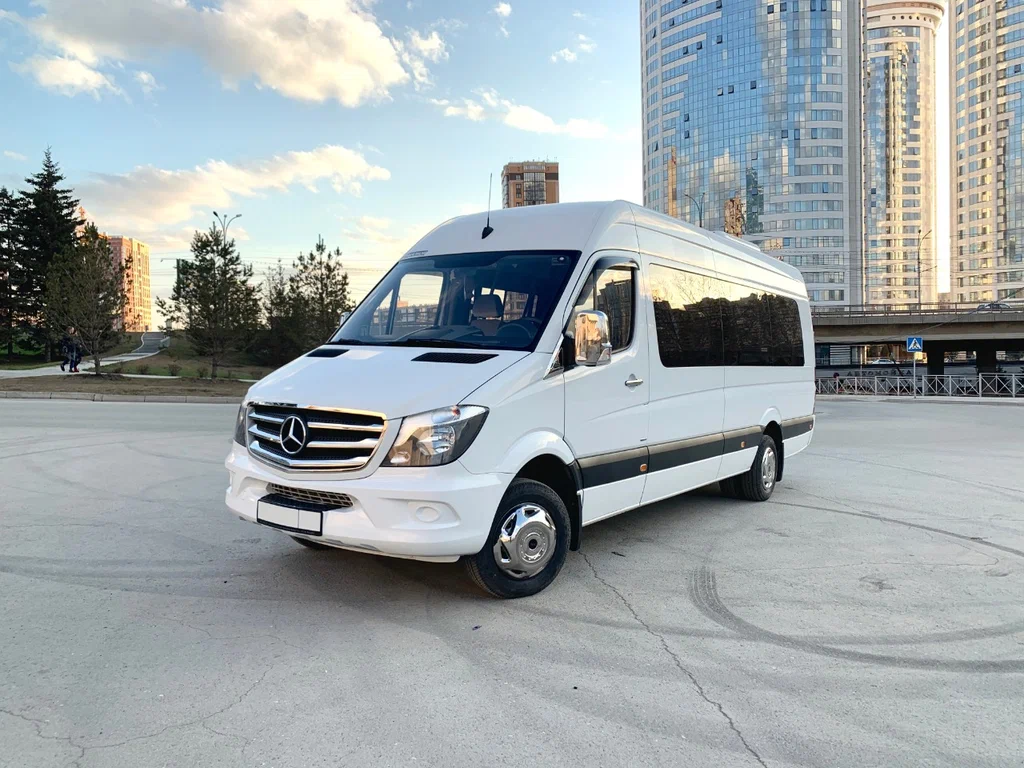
[325,339,370,346]
[386,338,493,349]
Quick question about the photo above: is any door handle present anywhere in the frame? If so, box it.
[625,375,644,388]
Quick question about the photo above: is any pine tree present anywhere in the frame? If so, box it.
[261,261,306,365]
[45,224,129,375]
[0,187,28,359]
[17,149,84,354]
[289,236,353,350]
[156,223,261,378]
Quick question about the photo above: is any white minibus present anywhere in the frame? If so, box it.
[225,201,815,597]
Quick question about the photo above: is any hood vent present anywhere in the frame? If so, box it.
[306,347,348,358]
[413,352,498,364]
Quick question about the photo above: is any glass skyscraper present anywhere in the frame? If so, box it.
[950,0,1024,306]
[641,0,863,306]
[863,0,945,307]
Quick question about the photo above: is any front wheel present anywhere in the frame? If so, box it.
[733,434,779,501]
[465,479,570,599]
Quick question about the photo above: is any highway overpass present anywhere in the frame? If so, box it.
[812,304,1024,373]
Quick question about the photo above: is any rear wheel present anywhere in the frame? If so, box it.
[466,479,570,599]
[734,434,779,502]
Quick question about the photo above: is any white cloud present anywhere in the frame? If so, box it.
[431,88,610,139]
[13,55,123,98]
[80,145,391,238]
[551,34,595,63]
[492,2,511,37]
[10,0,450,106]
[344,215,405,245]
[572,11,590,20]
[133,70,160,96]
[3,151,27,162]
[408,29,449,62]
[552,33,598,63]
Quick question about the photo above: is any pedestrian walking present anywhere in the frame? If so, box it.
[68,330,82,373]
[60,327,74,372]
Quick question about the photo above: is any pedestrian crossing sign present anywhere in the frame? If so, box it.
[907,336,924,353]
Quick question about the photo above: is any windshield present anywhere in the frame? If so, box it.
[331,251,580,350]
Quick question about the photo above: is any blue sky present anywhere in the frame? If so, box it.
[0,0,642,307]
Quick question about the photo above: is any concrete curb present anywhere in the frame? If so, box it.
[817,395,1024,406]
[0,391,240,404]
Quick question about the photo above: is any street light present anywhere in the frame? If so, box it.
[682,192,705,228]
[916,228,933,310]
[212,211,242,242]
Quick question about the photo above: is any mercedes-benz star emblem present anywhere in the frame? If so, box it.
[279,415,308,455]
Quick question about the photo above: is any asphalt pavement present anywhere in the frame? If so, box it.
[1,400,1022,767]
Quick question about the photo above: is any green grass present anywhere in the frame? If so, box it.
[0,356,57,370]
[0,332,145,369]
[100,349,274,381]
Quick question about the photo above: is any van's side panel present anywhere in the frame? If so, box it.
[712,250,815,477]
[637,231,727,505]
[782,299,817,460]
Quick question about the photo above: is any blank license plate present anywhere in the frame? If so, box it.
[256,500,323,535]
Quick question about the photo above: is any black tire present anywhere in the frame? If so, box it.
[291,536,330,550]
[719,476,740,498]
[734,434,779,502]
[465,478,571,599]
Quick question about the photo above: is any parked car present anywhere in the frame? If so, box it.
[225,201,816,598]
[977,302,1013,311]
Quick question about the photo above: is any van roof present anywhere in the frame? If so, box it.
[405,200,805,286]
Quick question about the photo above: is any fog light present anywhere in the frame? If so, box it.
[415,506,441,523]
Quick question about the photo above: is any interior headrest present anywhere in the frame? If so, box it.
[472,293,504,319]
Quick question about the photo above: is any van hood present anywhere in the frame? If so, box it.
[245,346,530,418]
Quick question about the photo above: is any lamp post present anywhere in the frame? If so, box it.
[683,192,705,228]
[916,228,932,310]
[212,211,242,243]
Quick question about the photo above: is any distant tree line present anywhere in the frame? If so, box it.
[156,225,354,376]
[1,149,356,374]
[0,149,127,367]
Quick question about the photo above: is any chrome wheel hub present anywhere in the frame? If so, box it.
[492,504,557,579]
[761,446,776,491]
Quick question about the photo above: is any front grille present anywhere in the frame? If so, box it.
[266,484,353,509]
[247,403,386,471]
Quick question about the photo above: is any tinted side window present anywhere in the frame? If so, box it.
[649,265,724,367]
[769,295,805,366]
[722,283,773,366]
[573,266,635,351]
[650,263,805,368]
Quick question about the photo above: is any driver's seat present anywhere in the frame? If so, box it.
[471,294,504,336]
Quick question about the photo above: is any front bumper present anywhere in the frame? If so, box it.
[224,443,508,561]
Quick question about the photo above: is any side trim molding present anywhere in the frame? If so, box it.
[575,423,781,490]
[781,416,815,440]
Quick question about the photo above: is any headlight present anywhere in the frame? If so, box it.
[233,404,248,445]
[384,405,488,467]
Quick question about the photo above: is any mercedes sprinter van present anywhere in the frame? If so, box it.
[225,201,815,597]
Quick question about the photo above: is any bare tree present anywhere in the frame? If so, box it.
[45,224,128,374]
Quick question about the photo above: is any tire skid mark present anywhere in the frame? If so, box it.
[689,566,1024,673]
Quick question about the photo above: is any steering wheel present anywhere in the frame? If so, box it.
[496,323,532,340]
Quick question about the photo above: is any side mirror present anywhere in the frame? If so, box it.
[574,310,612,367]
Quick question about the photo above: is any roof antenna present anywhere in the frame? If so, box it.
[482,173,494,239]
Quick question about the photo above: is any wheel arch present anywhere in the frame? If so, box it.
[761,418,784,482]
[514,454,582,552]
